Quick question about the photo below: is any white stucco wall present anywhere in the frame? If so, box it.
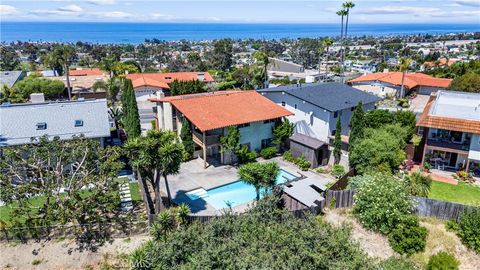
[261,91,376,142]
[350,82,398,98]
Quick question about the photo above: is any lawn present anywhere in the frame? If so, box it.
[429,181,480,206]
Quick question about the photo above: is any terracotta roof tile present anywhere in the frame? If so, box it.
[163,91,293,132]
[417,94,480,134]
[349,72,452,89]
[68,68,105,76]
[126,72,214,89]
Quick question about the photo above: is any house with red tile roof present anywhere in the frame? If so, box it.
[126,71,215,132]
[416,91,480,177]
[126,71,214,98]
[68,68,105,76]
[422,58,458,70]
[149,90,293,168]
[348,72,452,97]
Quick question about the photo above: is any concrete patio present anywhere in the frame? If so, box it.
[162,156,334,215]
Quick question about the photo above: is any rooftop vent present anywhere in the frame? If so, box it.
[197,72,205,81]
[36,122,47,130]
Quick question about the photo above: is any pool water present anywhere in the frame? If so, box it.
[186,169,297,210]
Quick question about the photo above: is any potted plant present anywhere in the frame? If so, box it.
[423,162,431,173]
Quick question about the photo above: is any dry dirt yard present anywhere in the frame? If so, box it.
[0,234,149,270]
[324,208,480,270]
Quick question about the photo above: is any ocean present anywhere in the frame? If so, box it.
[0,22,478,44]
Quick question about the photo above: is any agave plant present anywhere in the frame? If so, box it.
[175,203,191,227]
[150,210,175,241]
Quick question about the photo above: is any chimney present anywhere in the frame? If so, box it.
[197,72,205,82]
[30,93,45,103]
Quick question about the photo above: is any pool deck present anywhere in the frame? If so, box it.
[163,156,334,215]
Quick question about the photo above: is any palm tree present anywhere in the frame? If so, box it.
[343,1,356,42]
[125,130,184,220]
[399,57,412,98]
[323,37,334,80]
[404,170,432,197]
[337,9,348,81]
[238,162,279,201]
[52,45,76,100]
[150,210,175,241]
[253,51,271,89]
[175,203,191,227]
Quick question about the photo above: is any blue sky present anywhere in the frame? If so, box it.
[1,0,480,23]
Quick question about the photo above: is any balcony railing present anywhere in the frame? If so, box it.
[426,138,470,152]
[192,131,221,146]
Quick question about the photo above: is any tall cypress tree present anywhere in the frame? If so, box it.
[122,79,141,139]
[180,117,194,160]
[349,101,365,148]
[333,116,342,164]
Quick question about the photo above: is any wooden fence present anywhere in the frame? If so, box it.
[318,190,477,221]
[413,197,477,221]
[328,169,355,191]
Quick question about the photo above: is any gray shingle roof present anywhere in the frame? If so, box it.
[282,178,326,207]
[259,83,380,112]
[0,71,26,88]
[0,99,111,146]
[290,133,326,150]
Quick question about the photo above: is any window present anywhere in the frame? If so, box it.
[74,120,84,127]
[351,106,356,111]
[333,111,338,118]
[294,104,297,109]
[261,138,272,148]
[331,130,336,136]
[36,122,47,130]
[281,101,285,107]
[238,123,250,128]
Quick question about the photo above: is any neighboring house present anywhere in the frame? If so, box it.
[257,83,380,143]
[416,91,480,177]
[348,72,452,97]
[126,72,215,133]
[0,96,111,146]
[267,58,320,82]
[149,90,292,168]
[126,72,215,100]
[27,70,56,77]
[422,58,458,71]
[0,70,26,88]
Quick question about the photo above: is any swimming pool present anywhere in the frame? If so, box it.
[186,169,298,210]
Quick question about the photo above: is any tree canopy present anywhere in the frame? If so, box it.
[168,79,206,96]
[448,73,480,93]
[131,195,376,269]
[0,136,123,243]
[121,79,141,139]
[12,75,65,101]
[349,124,407,175]
[238,162,279,200]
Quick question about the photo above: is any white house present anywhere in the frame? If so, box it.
[0,96,111,146]
[258,83,380,143]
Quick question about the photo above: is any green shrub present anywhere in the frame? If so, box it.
[316,167,325,174]
[423,162,431,172]
[377,257,416,270]
[331,164,346,179]
[236,146,257,164]
[426,252,459,270]
[260,146,278,159]
[347,175,374,190]
[353,173,413,234]
[388,215,427,255]
[294,156,311,171]
[283,150,294,162]
[456,209,480,253]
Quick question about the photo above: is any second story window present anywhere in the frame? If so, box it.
[333,111,338,118]
[238,123,250,129]
[74,120,84,127]
[281,101,285,107]
[36,122,47,130]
